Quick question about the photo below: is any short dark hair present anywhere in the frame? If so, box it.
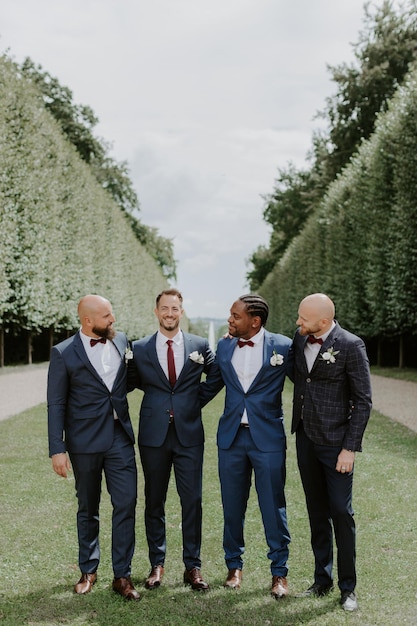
[156,288,183,307]
[238,294,269,326]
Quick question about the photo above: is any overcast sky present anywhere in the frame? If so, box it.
[1,1,389,319]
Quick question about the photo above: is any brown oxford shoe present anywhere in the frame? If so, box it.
[74,572,97,594]
[271,575,288,599]
[112,576,141,600]
[145,565,164,589]
[224,568,242,589]
[183,567,209,591]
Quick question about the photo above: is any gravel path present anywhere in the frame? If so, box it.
[0,366,416,434]
[369,374,417,433]
[0,363,48,422]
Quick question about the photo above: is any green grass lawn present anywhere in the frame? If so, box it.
[1,385,417,625]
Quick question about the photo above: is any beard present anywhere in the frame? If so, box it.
[160,319,180,332]
[92,325,116,341]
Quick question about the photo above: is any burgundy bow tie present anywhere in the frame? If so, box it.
[307,335,323,345]
[90,337,107,347]
[237,339,255,348]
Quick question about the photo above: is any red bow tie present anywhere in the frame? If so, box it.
[90,337,107,347]
[237,339,255,348]
[307,335,323,345]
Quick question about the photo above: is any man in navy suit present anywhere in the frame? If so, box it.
[201,294,292,599]
[128,289,216,591]
[47,295,139,600]
[291,293,372,612]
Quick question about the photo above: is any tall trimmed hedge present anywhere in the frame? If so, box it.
[0,55,168,346]
[260,64,417,359]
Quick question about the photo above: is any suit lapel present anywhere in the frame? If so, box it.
[309,323,339,374]
[147,333,171,387]
[221,337,245,391]
[110,333,126,388]
[246,332,274,391]
[176,333,195,384]
[73,332,106,386]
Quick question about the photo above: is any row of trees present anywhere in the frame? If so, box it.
[0,55,170,365]
[260,64,417,366]
[247,1,417,366]
[249,2,417,291]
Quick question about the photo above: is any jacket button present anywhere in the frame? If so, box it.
[306,378,311,383]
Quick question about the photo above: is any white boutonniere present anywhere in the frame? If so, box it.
[124,346,133,363]
[189,351,204,365]
[270,350,284,366]
[320,346,339,364]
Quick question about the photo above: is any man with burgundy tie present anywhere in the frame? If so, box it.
[200,294,293,599]
[291,293,372,612]
[128,288,216,591]
[47,294,140,600]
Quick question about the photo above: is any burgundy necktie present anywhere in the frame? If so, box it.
[90,337,107,347]
[166,339,177,386]
[307,335,323,345]
[237,339,255,348]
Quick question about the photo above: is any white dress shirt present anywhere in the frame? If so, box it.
[156,330,184,381]
[231,327,264,425]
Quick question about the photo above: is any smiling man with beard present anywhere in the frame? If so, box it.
[128,289,217,591]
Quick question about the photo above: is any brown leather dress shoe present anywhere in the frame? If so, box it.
[224,568,242,589]
[183,567,209,591]
[112,576,141,600]
[145,565,164,589]
[271,576,288,599]
[74,572,97,594]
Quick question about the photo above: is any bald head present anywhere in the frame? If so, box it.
[296,293,335,337]
[78,294,116,339]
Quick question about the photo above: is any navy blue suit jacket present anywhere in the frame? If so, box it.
[200,330,293,452]
[128,332,216,448]
[47,331,134,456]
[291,322,372,451]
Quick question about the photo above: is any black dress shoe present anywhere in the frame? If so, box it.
[183,567,209,591]
[298,582,334,597]
[145,565,164,589]
[74,572,97,594]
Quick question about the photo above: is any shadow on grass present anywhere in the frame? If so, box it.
[0,578,352,626]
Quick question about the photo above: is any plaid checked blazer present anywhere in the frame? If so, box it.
[291,322,372,451]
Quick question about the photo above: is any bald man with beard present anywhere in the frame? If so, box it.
[47,295,140,600]
[291,293,372,612]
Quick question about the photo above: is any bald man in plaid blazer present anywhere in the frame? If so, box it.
[291,293,372,613]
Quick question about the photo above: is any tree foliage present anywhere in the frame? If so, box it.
[0,54,168,339]
[19,58,176,280]
[258,64,417,362]
[248,1,417,290]
[316,0,417,182]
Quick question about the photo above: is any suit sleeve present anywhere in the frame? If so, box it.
[47,347,69,456]
[285,341,295,382]
[343,337,372,451]
[127,355,141,392]
[199,341,224,407]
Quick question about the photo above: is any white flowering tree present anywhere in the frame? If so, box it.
[0,55,168,365]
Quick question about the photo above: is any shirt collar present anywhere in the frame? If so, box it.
[242,327,264,345]
[312,320,336,343]
[157,329,182,346]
